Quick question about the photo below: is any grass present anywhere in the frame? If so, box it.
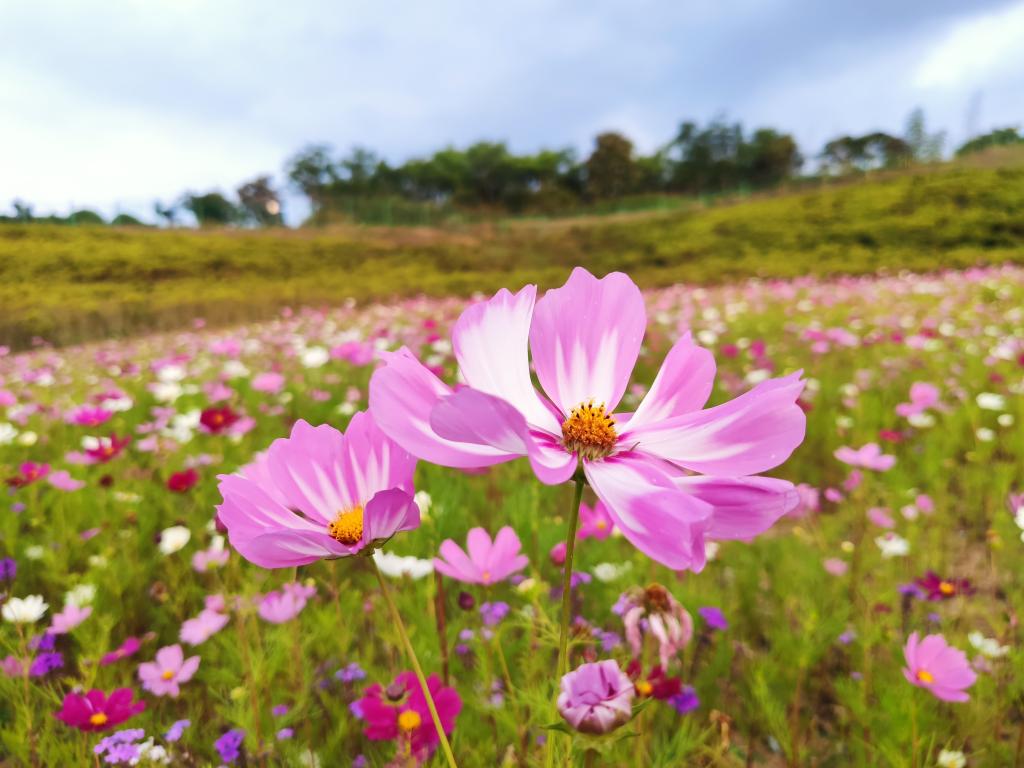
[2,162,1024,349]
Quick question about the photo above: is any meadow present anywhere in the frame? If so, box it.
[0,260,1021,767]
[2,161,1023,350]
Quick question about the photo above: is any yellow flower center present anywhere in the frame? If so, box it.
[635,680,653,697]
[939,581,955,595]
[327,506,364,545]
[561,402,618,460]
[596,520,607,529]
[916,669,934,684]
[398,709,422,732]
[89,712,108,726]
[482,571,491,584]
[162,670,175,680]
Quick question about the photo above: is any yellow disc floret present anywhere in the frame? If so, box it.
[398,709,422,731]
[89,712,109,726]
[328,506,365,546]
[916,669,934,684]
[561,401,618,460]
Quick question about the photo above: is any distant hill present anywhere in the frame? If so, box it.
[2,161,1023,349]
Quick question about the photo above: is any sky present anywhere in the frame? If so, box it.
[2,0,1023,223]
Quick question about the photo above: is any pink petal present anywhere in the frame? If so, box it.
[156,644,183,672]
[337,412,417,507]
[237,530,353,568]
[452,285,560,433]
[465,528,493,572]
[369,348,517,468]
[623,371,805,476]
[529,268,646,414]
[434,540,478,582]
[177,655,200,683]
[674,476,798,541]
[363,488,420,544]
[628,333,716,431]
[584,453,712,570]
[265,420,356,523]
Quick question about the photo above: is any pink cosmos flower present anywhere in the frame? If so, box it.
[50,604,92,634]
[192,544,229,573]
[251,372,285,394]
[215,412,420,568]
[557,659,634,734]
[834,443,895,471]
[355,671,461,756]
[867,507,895,529]
[258,582,316,623]
[47,470,85,492]
[433,527,528,585]
[823,558,848,576]
[138,644,200,698]
[902,632,976,702]
[55,688,145,732]
[895,382,939,418]
[66,406,113,427]
[577,500,615,540]
[370,268,805,570]
[180,604,230,646]
[100,637,142,665]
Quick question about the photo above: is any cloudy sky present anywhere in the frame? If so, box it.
[2,0,1023,222]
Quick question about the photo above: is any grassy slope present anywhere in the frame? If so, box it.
[2,162,1023,348]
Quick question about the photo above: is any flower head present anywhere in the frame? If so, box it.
[577,500,615,540]
[214,729,245,764]
[216,413,420,568]
[167,468,199,492]
[355,671,461,755]
[557,659,634,734]
[55,688,145,732]
[180,607,229,646]
[915,571,975,601]
[100,637,141,666]
[2,595,48,624]
[49,603,92,634]
[258,582,316,624]
[137,644,200,698]
[620,584,693,668]
[433,526,528,585]
[902,632,976,702]
[370,268,805,570]
[834,443,895,471]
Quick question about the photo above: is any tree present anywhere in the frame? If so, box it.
[67,209,105,226]
[285,144,337,210]
[111,213,146,227]
[585,132,638,198]
[236,176,282,226]
[11,200,34,221]
[956,127,1023,157]
[904,108,945,162]
[183,191,239,227]
[740,129,803,187]
[154,200,179,227]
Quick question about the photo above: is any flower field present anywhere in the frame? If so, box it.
[0,264,1022,767]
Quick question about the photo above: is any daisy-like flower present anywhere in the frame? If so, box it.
[433,527,528,585]
[370,268,805,570]
[355,671,461,757]
[158,526,191,556]
[216,413,419,568]
[902,632,976,702]
[137,644,200,698]
[968,631,1009,659]
[372,551,434,580]
[2,594,48,624]
[915,571,975,601]
[55,688,145,732]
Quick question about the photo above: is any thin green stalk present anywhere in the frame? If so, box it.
[373,560,459,768]
[546,476,586,768]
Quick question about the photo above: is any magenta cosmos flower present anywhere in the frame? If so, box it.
[356,671,461,755]
[215,412,419,568]
[55,688,145,732]
[557,659,635,734]
[138,644,200,698]
[902,632,976,702]
[433,526,528,585]
[370,268,805,570]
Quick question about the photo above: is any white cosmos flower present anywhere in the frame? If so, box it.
[152,382,183,403]
[157,364,186,383]
[16,431,37,446]
[976,428,995,442]
[222,360,250,379]
[968,631,1009,658]
[24,545,45,560]
[413,491,432,516]
[372,551,433,579]
[103,396,134,412]
[65,584,96,608]
[158,526,191,555]
[300,346,329,368]
[2,595,48,623]
[875,533,909,558]
[0,423,17,445]
[936,749,966,768]
[592,561,633,583]
[908,413,935,428]
[976,393,1006,411]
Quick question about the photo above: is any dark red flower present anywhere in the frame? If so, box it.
[167,468,199,493]
[200,406,240,434]
[915,571,975,601]
[625,660,683,701]
[6,462,50,488]
[55,688,145,732]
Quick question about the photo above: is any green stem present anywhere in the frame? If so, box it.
[546,476,586,768]
[910,692,918,768]
[373,560,459,768]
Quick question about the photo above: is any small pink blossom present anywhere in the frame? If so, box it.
[902,632,976,703]
[433,527,528,586]
[258,583,316,624]
[138,644,200,698]
[180,608,229,646]
[867,507,895,529]
[50,604,92,634]
[834,443,896,472]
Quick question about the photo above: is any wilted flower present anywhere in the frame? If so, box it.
[557,659,634,734]
[620,584,693,668]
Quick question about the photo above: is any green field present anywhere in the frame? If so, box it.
[2,163,1023,349]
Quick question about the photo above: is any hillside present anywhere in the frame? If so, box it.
[2,163,1023,349]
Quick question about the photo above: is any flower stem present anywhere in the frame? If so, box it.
[546,475,586,768]
[373,560,459,768]
[910,692,918,768]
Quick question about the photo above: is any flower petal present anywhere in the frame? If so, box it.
[363,488,420,544]
[623,371,806,476]
[453,285,560,433]
[584,453,712,570]
[673,476,798,541]
[529,268,646,413]
[628,333,716,431]
[369,348,517,468]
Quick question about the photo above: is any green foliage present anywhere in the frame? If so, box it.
[956,127,1024,157]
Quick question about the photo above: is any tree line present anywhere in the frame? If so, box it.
[5,111,1019,228]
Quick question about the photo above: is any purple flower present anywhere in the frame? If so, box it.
[165,719,190,742]
[272,704,289,717]
[214,729,245,764]
[838,630,857,645]
[697,606,728,631]
[352,756,367,768]
[276,727,293,740]
[557,659,634,734]
[335,662,366,684]
[598,630,622,652]
[0,557,16,582]
[669,686,700,714]
[94,729,146,764]
[29,651,63,677]
[480,601,510,627]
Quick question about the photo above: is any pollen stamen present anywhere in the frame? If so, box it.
[916,669,934,684]
[328,506,365,546]
[561,401,618,460]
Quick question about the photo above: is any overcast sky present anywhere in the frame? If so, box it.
[2,0,1023,223]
